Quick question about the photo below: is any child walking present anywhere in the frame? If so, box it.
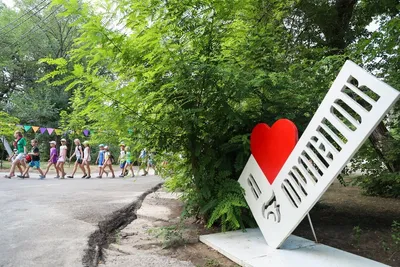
[138,148,147,175]
[67,139,87,178]
[103,146,115,178]
[18,139,45,179]
[56,138,67,179]
[82,141,91,179]
[122,146,135,177]
[118,143,127,177]
[44,141,60,178]
[143,151,156,176]
[95,144,106,178]
[8,149,24,176]
[5,130,27,179]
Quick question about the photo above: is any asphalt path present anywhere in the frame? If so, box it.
[0,172,162,267]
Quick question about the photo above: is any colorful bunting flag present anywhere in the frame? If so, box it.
[23,125,32,132]
[12,124,135,136]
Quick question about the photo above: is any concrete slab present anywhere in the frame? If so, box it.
[200,228,389,267]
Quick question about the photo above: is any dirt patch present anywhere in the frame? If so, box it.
[294,180,400,266]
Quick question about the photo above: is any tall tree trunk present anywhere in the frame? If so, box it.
[369,121,400,172]
[299,0,400,173]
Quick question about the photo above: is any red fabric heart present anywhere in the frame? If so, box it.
[251,119,298,185]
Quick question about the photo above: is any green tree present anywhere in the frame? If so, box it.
[0,111,19,163]
[0,0,79,127]
[41,0,400,231]
[0,111,19,138]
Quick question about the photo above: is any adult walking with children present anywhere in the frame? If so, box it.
[4,130,27,179]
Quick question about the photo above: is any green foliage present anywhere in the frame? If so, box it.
[352,173,400,198]
[203,259,221,267]
[9,87,69,126]
[348,141,400,198]
[39,0,400,231]
[392,221,400,249]
[0,111,19,138]
[205,180,249,231]
[149,225,185,249]
[352,225,363,247]
[0,0,80,133]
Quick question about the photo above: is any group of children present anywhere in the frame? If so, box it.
[4,131,155,179]
[96,143,155,178]
[5,136,80,179]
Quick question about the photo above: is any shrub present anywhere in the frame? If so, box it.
[352,172,400,198]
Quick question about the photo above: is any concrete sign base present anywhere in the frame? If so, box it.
[200,228,388,267]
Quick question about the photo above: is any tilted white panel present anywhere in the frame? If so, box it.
[238,60,400,249]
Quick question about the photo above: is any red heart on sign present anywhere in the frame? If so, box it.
[251,119,298,185]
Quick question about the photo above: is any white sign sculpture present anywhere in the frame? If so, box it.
[238,60,400,249]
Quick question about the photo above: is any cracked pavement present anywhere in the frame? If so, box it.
[0,172,162,267]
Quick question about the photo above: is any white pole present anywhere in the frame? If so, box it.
[307,213,318,243]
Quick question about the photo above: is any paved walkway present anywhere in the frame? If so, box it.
[0,172,162,267]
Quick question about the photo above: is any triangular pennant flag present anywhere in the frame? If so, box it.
[32,126,40,133]
[16,124,23,128]
[40,127,47,134]
[24,125,32,132]
[83,129,89,136]
[47,128,54,135]
[54,129,62,135]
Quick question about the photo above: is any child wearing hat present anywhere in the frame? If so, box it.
[103,146,115,178]
[44,141,60,178]
[56,138,68,179]
[95,144,106,178]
